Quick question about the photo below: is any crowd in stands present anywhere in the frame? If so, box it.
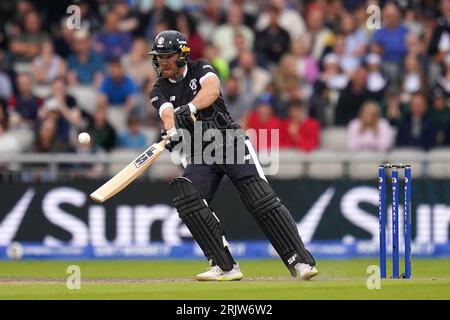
[0,0,450,157]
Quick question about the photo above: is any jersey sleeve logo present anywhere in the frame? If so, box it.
[202,64,213,69]
[189,79,198,90]
[150,96,159,103]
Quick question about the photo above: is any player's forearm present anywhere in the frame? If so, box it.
[161,108,175,130]
[189,76,220,111]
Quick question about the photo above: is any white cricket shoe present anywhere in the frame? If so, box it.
[292,263,319,280]
[196,264,243,281]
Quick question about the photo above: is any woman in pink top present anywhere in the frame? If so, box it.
[347,101,394,152]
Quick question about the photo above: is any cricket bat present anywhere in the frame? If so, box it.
[90,139,168,203]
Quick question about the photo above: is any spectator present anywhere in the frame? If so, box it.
[430,87,450,145]
[400,54,427,103]
[365,53,389,99]
[68,29,106,87]
[0,99,20,153]
[7,73,43,128]
[121,38,155,88]
[436,53,450,95]
[5,1,35,40]
[330,33,360,75]
[77,0,102,33]
[275,54,302,94]
[32,117,72,153]
[280,99,320,152]
[0,99,8,133]
[39,77,81,143]
[98,59,138,112]
[308,53,348,126]
[223,75,253,123]
[291,35,319,85]
[94,11,133,61]
[134,76,159,125]
[212,4,254,62]
[379,92,409,128]
[428,0,450,64]
[255,0,307,40]
[404,7,424,37]
[320,53,349,91]
[396,93,437,150]
[354,3,375,38]
[9,10,49,65]
[0,56,13,100]
[372,3,410,87]
[117,114,147,149]
[87,106,116,152]
[347,101,394,152]
[203,42,229,81]
[340,12,369,73]
[242,94,282,150]
[197,0,226,40]
[254,5,291,67]
[139,0,178,40]
[231,50,271,103]
[335,66,372,126]
[276,54,313,117]
[113,1,139,34]
[52,17,76,59]
[176,12,205,61]
[305,8,334,60]
[445,122,450,145]
[231,0,257,27]
[31,40,66,85]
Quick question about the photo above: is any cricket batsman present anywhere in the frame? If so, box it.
[149,30,318,281]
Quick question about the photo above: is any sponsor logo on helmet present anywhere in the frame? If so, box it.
[157,37,165,45]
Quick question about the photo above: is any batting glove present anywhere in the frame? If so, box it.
[174,103,197,132]
[161,128,182,152]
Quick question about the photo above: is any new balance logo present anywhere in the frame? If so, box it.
[288,254,298,265]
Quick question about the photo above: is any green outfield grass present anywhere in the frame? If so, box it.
[0,259,449,299]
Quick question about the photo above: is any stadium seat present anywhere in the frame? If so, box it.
[8,128,34,152]
[307,150,346,179]
[427,148,450,179]
[274,149,306,179]
[348,151,386,180]
[387,148,426,177]
[0,132,21,153]
[320,127,348,151]
[67,85,98,114]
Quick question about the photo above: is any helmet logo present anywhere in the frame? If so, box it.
[157,37,165,45]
